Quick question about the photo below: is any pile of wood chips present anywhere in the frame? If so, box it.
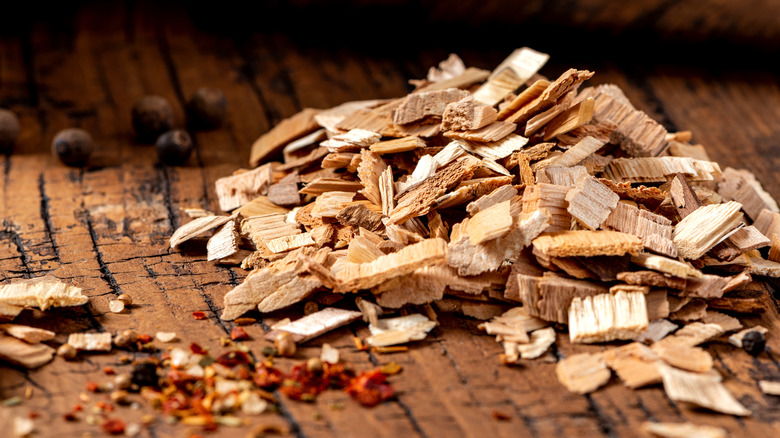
[171,48,780,421]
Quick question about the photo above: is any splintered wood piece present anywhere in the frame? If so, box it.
[569,291,648,343]
[645,289,670,320]
[170,215,232,249]
[604,202,676,257]
[524,92,575,137]
[605,157,721,183]
[434,176,513,210]
[416,67,491,93]
[521,183,571,232]
[504,69,594,125]
[642,422,727,438]
[68,332,112,352]
[282,129,328,159]
[517,327,556,359]
[321,152,358,169]
[265,233,316,254]
[357,150,390,205]
[652,344,713,373]
[299,178,364,196]
[549,136,606,168]
[457,134,529,161]
[544,166,589,187]
[669,299,707,321]
[0,276,89,311]
[566,175,619,230]
[701,311,742,332]
[718,167,779,220]
[466,185,517,215]
[311,192,356,218]
[249,108,321,167]
[635,319,678,344]
[370,136,425,155]
[263,308,362,343]
[497,79,550,120]
[556,352,611,394]
[518,274,608,323]
[373,265,448,308]
[543,97,594,141]
[267,177,302,207]
[206,220,239,261]
[425,53,466,82]
[394,88,470,125]
[334,238,447,292]
[654,322,724,350]
[237,196,289,218]
[533,230,642,258]
[749,256,780,277]
[754,209,780,239]
[0,335,55,369]
[728,326,768,348]
[366,314,437,347]
[449,209,550,276]
[379,166,395,216]
[602,342,662,388]
[321,128,381,153]
[336,203,384,232]
[0,324,55,343]
[472,47,549,106]
[728,226,770,251]
[631,254,701,279]
[257,274,322,313]
[445,121,517,143]
[313,99,386,133]
[215,163,274,212]
[465,200,512,245]
[388,155,482,225]
[441,96,497,131]
[673,201,744,260]
[659,364,750,416]
[758,380,780,396]
[241,214,301,246]
[617,270,687,290]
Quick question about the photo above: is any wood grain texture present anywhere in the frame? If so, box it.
[1,1,780,437]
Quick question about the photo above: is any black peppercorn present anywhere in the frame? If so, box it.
[742,330,766,356]
[186,87,227,130]
[131,361,159,388]
[155,129,193,165]
[52,128,94,166]
[0,108,21,154]
[131,95,174,143]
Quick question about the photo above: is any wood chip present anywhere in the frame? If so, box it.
[473,47,549,106]
[658,364,750,416]
[516,326,556,359]
[642,422,727,438]
[0,324,55,343]
[718,167,779,221]
[533,230,642,258]
[569,291,648,343]
[249,108,321,167]
[321,128,381,152]
[548,136,606,168]
[758,380,780,396]
[441,96,497,131]
[602,342,662,388]
[635,319,678,344]
[543,97,594,141]
[206,220,239,261]
[565,175,619,230]
[366,314,437,347]
[0,276,89,311]
[465,200,512,245]
[0,335,55,369]
[394,88,470,125]
[652,343,713,373]
[155,332,177,343]
[605,157,721,183]
[556,352,611,394]
[263,307,362,343]
[673,201,744,260]
[215,164,274,212]
[445,121,517,143]
[68,332,112,352]
[728,326,768,348]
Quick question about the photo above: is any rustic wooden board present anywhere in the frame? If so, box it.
[1,2,780,437]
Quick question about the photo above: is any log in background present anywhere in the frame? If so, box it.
[1,1,780,436]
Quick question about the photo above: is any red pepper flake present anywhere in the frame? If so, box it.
[190,342,208,355]
[103,366,116,375]
[95,401,115,412]
[85,381,100,393]
[192,311,207,320]
[492,410,511,421]
[230,326,250,341]
[63,413,78,422]
[137,334,153,343]
[253,364,284,390]
[28,411,39,419]
[344,369,394,407]
[72,404,83,412]
[100,418,126,435]
[215,350,251,368]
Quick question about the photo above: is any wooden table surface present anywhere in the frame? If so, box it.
[2,1,780,437]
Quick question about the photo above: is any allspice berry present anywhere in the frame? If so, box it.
[52,128,94,166]
[131,95,174,143]
[186,87,227,130]
[742,330,766,356]
[0,108,21,154]
[155,129,193,166]
[57,344,78,361]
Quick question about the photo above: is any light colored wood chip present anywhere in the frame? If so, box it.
[68,332,112,352]
[206,220,239,261]
[155,332,177,343]
[504,69,594,125]
[457,134,529,161]
[517,274,608,323]
[655,322,724,350]
[544,166,589,187]
[0,276,88,311]
[701,311,742,333]
[445,121,517,143]
[631,253,701,278]
[748,255,780,277]
[521,183,571,232]
[728,326,768,348]
[311,192,356,218]
[370,136,426,155]
[605,157,721,183]
[249,108,321,167]
[556,352,611,394]
[569,291,648,343]
[169,215,232,250]
[394,88,470,125]
[635,319,678,344]
[215,164,274,212]
[759,380,780,396]
[465,200,513,245]
[543,97,594,141]
[566,175,619,230]
[517,327,556,359]
[602,342,662,388]
[549,136,606,168]
[673,201,744,260]
[425,53,466,82]
[718,167,779,221]
[466,185,517,216]
[373,265,448,308]
[753,209,780,239]
[0,324,55,343]
[183,207,213,218]
[321,343,340,364]
[237,196,289,218]
[659,364,750,416]
[282,128,328,158]
[366,314,437,347]
[264,307,362,343]
[642,421,727,438]
[533,230,643,258]
[299,178,364,196]
[0,335,55,369]
[497,79,550,120]
[668,141,711,161]
[415,67,490,93]
[728,226,770,251]
[0,302,24,320]
[441,96,497,131]
[265,233,316,254]
[334,238,447,292]
[604,202,676,257]
[321,128,381,152]
[524,91,575,137]
[473,47,549,106]
[313,100,386,134]
[652,343,713,373]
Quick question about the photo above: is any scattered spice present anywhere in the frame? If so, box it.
[742,330,766,356]
[344,369,394,407]
[131,95,174,143]
[192,311,208,320]
[51,128,94,167]
[230,327,250,341]
[100,418,126,435]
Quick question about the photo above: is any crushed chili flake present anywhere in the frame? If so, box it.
[190,342,208,355]
[103,366,116,375]
[492,410,511,421]
[215,350,252,368]
[253,363,284,390]
[100,418,126,435]
[85,381,100,393]
[344,369,394,407]
[95,401,115,412]
[28,411,39,419]
[137,334,153,344]
[230,326,250,341]
[192,311,207,320]
[63,413,78,422]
